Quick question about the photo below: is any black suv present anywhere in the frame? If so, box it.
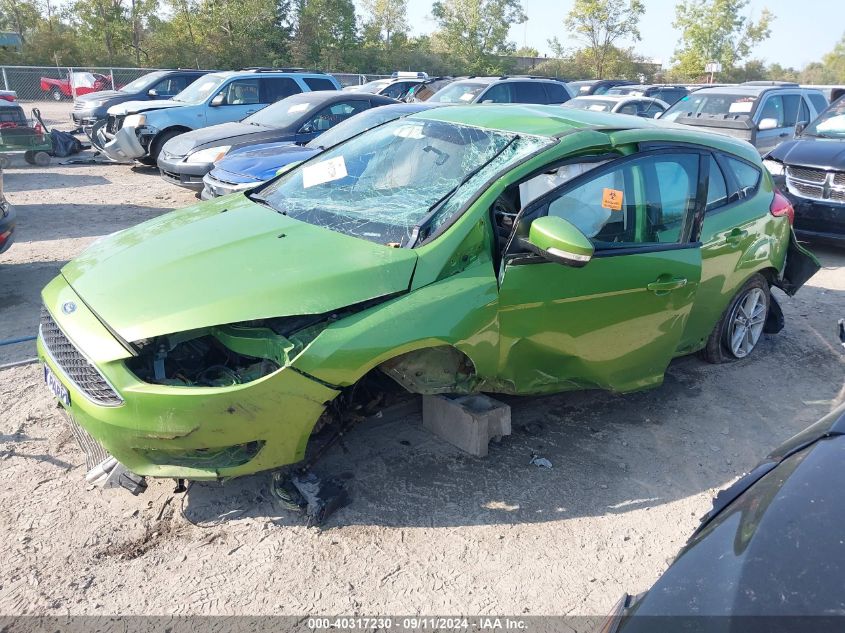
[765,95,845,246]
[72,69,212,127]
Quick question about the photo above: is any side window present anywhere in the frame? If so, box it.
[479,83,512,103]
[616,102,639,116]
[807,93,828,114]
[381,81,414,99]
[781,94,800,126]
[725,156,761,199]
[302,100,369,132]
[261,77,301,103]
[219,79,260,105]
[512,81,548,104]
[542,153,699,246]
[798,98,810,125]
[303,77,338,91]
[757,95,784,127]
[640,100,665,117]
[705,156,728,211]
[544,82,570,104]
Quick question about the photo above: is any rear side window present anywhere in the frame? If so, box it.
[303,77,338,92]
[544,82,570,104]
[807,92,828,114]
[706,156,728,211]
[725,156,761,198]
[512,82,548,104]
[781,94,801,126]
[652,88,686,104]
[261,77,301,103]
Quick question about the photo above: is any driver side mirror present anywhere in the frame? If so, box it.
[758,117,779,131]
[795,122,806,135]
[527,216,594,268]
[210,93,226,107]
[298,122,315,135]
[147,88,158,98]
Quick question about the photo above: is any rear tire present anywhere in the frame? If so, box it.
[51,88,63,102]
[146,129,183,165]
[701,273,770,364]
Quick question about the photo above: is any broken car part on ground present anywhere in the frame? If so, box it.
[38,105,819,484]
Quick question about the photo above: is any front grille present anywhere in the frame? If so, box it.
[834,172,845,187]
[62,411,110,470]
[831,189,845,203]
[72,101,85,111]
[786,165,826,183]
[40,307,123,406]
[788,180,824,200]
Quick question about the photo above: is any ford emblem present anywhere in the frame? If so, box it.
[61,301,77,315]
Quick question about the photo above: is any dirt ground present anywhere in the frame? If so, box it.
[1,133,843,622]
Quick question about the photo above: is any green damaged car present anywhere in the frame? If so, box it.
[38,105,819,480]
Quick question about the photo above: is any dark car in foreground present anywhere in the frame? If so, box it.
[201,102,436,199]
[159,91,396,190]
[0,165,14,254]
[72,69,211,128]
[764,95,845,246]
[604,402,845,632]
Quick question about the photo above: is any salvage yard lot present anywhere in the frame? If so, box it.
[1,148,844,619]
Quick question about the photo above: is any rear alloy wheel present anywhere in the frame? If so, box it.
[51,88,63,101]
[726,286,768,358]
[701,274,770,363]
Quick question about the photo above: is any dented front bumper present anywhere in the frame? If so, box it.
[38,276,339,480]
[94,124,149,162]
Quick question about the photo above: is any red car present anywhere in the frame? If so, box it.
[40,72,113,101]
[0,90,16,102]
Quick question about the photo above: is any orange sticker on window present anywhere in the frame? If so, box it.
[602,188,624,211]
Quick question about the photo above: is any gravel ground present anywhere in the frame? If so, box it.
[1,133,843,623]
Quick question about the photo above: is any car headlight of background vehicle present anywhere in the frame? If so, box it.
[187,146,231,163]
[122,114,146,128]
[763,159,785,176]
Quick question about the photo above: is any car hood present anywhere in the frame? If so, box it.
[76,90,128,103]
[61,195,418,343]
[768,136,845,169]
[107,99,184,116]
[214,142,320,181]
[162,122,284,157]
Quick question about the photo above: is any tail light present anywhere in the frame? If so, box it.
[770,190,794,225]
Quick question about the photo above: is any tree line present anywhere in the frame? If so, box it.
[1,0,843,84]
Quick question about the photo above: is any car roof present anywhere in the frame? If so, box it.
[208,70,334,80]
[451,76,564,85]
[692,83,823,97]
[411,103,760,160]
[280,90,393,105]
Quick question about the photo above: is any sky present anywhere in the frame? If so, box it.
[401,0,843,69]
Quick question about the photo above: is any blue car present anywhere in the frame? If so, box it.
[201,102,437,199]
[93,69,341,164]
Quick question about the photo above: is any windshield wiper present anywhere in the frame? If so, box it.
[247,191,284,213]
[408,135,520,245]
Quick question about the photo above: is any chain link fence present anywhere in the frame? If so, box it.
[0,65,390,128]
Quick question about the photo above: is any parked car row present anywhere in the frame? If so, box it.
[49,68,841,247]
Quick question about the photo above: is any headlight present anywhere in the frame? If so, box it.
[122,114,146,128]
[187,146,231,163]
[763,159,785,176]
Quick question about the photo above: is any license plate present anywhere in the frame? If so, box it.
[44,364,70,406]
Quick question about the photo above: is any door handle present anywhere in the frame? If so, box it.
[778,132,789,138]
[725,228,748,245]
[647,277,688,293]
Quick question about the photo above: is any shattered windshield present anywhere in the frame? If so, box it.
[257,118,550,245]
[428,82,487,104]
[662,93,757,122]
[804,98,845,138]
[172,75,226,104]
[304,106,418,149]
[120,71,166,93]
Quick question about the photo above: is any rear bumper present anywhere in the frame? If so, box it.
[0,201,15,255]
[158,155,211,190]
[38,275,340,480]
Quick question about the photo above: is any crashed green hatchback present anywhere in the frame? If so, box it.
[38,105,819,480]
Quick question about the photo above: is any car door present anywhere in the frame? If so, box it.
[496,150,703,394]
[294,99,371,144]
[755,93,801,154]
[205,78,262,126]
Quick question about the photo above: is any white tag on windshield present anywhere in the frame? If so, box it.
[729,101,754,113]
[302,156,347,188]
[459,92,475,102]
[288,103,309,113]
